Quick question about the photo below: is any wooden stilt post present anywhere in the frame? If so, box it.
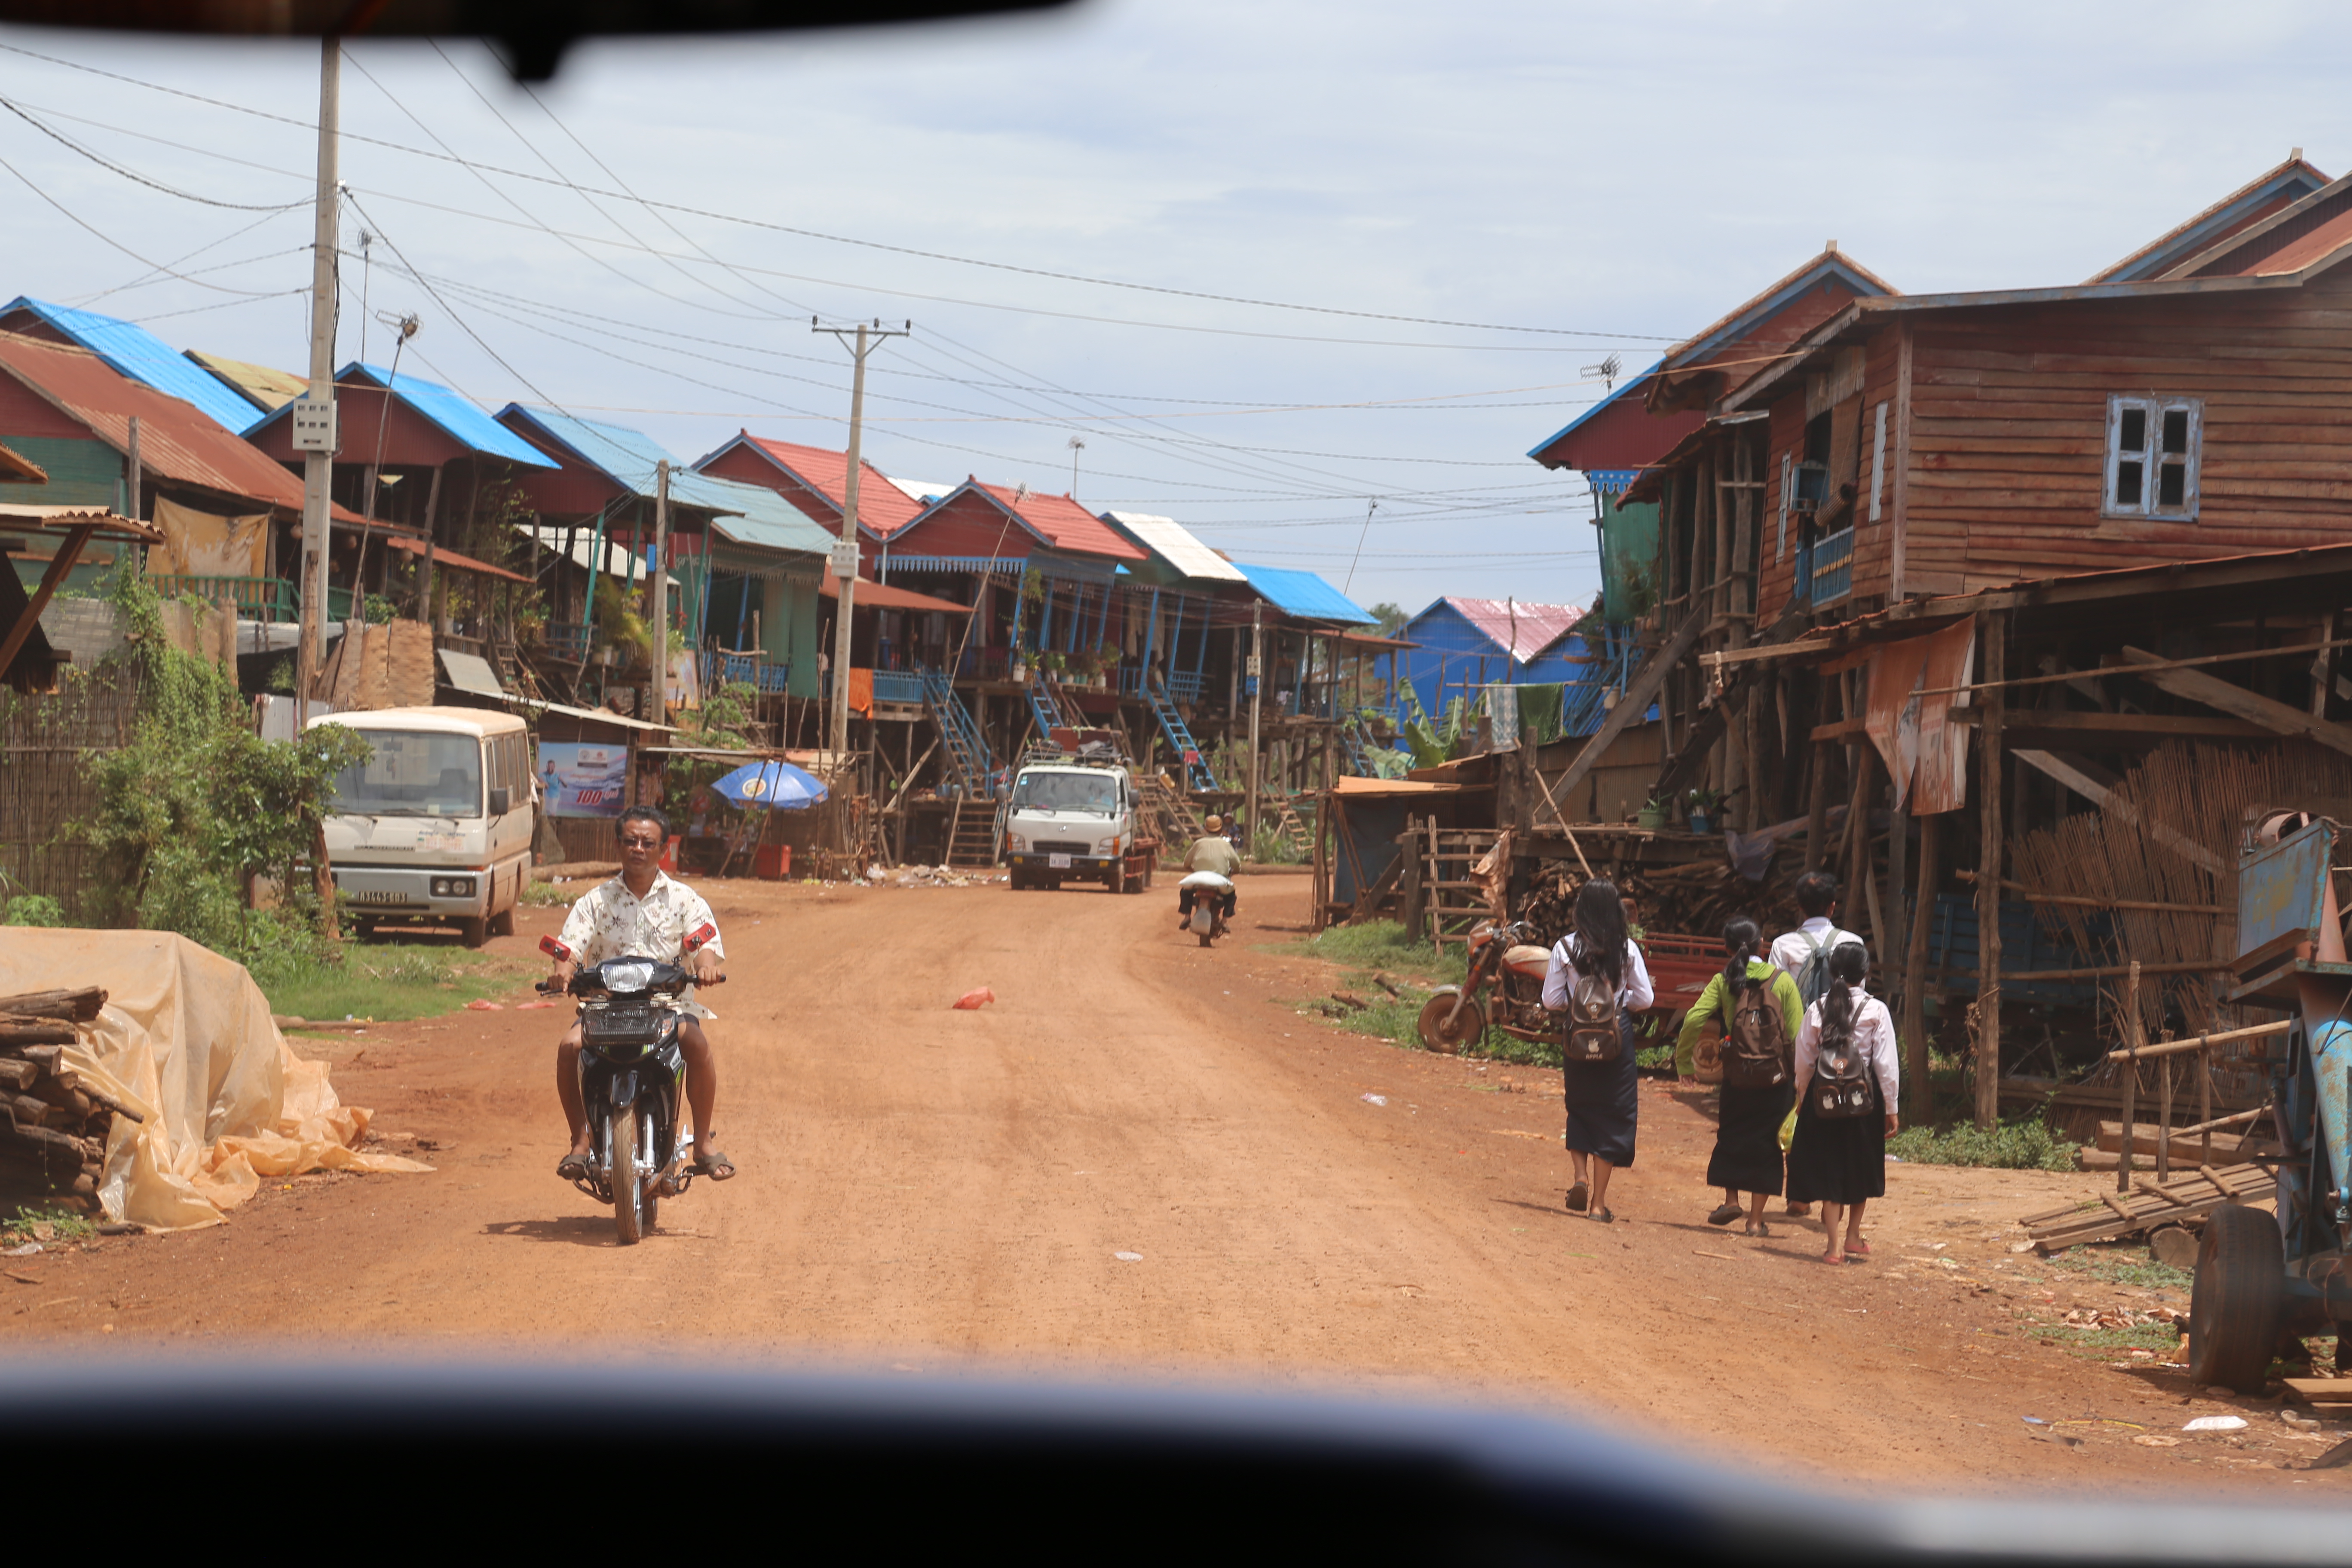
[1900,813,1938,1125]
[1974,607,2007,1130]
[2118,958,2141,1194]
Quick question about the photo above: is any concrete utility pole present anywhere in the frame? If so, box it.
[1247,598,1264,854]
[293,38,340,721]
[813,317,910,759]
[649,459,670,728]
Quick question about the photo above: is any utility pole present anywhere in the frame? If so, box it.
[813,317,909,759]
[649,459,670,728]
[293,38,341,723]
[1247,598,1264,855]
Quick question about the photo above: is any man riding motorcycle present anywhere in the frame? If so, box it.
[1176,812,1241,929]
[548,805,737,1184]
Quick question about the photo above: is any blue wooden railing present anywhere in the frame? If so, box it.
[1810,524,1856,606]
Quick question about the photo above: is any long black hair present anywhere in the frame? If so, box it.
[1570,877,1627,986]
[1819,940,1869,1046]
[1721,915,1761,991]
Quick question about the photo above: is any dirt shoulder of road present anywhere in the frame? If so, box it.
[0,870,2337,1495]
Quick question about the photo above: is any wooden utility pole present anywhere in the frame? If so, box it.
[814,318,910,760]
[294,38,340,720]
[1974,609,2007,1129]
[1247,598,1264,853]
[648,459,670,727]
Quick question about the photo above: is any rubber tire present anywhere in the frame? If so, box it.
[1416,992,1485,1054]
[352,920,377,942]
[1108,858,1125,896]
[458,916,489,949]
[2189,1201,2285,1392]
[1197,930,1213,948]
[489,903,516,938]
[611,1108,643,1246]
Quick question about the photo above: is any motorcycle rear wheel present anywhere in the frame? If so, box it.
[611,1107,643,1246]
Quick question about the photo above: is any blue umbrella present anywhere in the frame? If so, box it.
[707,759,828,809]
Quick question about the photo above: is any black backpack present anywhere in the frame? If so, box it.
[1562,955,1622,1065]
[1724,973,1789,1089]
[1810,1006,1876,1118]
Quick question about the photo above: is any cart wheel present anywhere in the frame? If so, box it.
[1416,992,1484,1055]
[2189,1201,2286,1393]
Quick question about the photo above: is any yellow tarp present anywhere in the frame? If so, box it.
[0,930,430,1231]
[154,495,267,579]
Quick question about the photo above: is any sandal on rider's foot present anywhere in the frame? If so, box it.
[1844,1238,1872,1258]
[1745,1221,1772,1238]
[1706,1201,1743,1227]
[556,1151,592,1182]
[1565,1181,1589,1213]
[1591,1207,1615,1225]
[692,1148,738,1182]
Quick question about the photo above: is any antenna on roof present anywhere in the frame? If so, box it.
[1013,481,1031,503]
[1580,353,1623,392]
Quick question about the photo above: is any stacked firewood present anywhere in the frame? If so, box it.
[0,987,136,1209]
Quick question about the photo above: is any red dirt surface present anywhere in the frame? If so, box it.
[0,871,2335,1493]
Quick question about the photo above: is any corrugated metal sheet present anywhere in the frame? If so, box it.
[0,297,263,432]
[694,434,926,537]
[958,481,1144,562]
[1099,511,1246,581]
[334,367,552,466]
[1438,597,1583,662]
[184,349,306,414]
[1232,562,1374,625]
[0,439,46,484]
[507,411,830,561]
[0,330,327,515]
[2088,156,2332,283]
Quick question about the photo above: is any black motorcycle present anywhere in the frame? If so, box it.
[542,936,720,1245]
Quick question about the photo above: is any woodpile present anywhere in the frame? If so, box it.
[0,986,132,1210]
[2019,1162,2272,1251]
[2072,1118,2280,1172]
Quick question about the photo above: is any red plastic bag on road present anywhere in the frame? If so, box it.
[952,987,996,1011]
[464,999,505,1011]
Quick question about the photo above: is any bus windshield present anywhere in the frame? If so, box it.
[1012,771,1118,816]
[328,731,483,818]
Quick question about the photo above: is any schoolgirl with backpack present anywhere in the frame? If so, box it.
[1786,940,1902,1265]
[1541,877,1655,1225]
[1675,916,1803,1236]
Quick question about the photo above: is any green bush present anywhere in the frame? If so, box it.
[1886,1116,2079,1172]
[2,894,62,927]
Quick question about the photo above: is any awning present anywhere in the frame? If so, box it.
[385,534,533,585]
[508,697,677,735]
[0,440,46,484]
[1332,776,1470,796]
[0,502,162,545]
[438,649,508,698]
[822,576,974,614]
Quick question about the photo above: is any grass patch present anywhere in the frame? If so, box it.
[261,941,530,1024]
[1886,1116,2079,1172]
[2046,1245,2194,1292]
[520,879,577,909]
[2042,1321,2182,1356]
[2,1204,96,1245]
[1289,920,1461,984]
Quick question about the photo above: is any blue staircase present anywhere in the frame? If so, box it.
[919,666,995,798]
[1024,679,1061,744]
[1340,723,1372,778]
[1146,677,1218,793]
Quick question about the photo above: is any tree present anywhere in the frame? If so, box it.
[1367,601,1409,638]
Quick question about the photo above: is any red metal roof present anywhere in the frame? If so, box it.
[717,435,927,538]
[1444,597,1583,662]
[0,331,349,518]
[2178,176,2352,278]
[381,534,530,585]
[818,574,973,614]
[969,482,1146,561]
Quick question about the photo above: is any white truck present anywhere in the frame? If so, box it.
[307,705,536,946]
[1001,752,1158,895]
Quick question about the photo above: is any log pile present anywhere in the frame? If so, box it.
[0,986,132,1210]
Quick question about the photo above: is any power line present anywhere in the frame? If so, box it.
[0,93,307,211]
[0,150,303,297]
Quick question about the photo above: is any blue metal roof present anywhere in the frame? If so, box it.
[340,365,553,466]
[506,405,829,557]
[3,296,266,432]
[1525,360,1664,461]
[499,404,679,492]
[692,473,833,558]
[1233,562,1375,625]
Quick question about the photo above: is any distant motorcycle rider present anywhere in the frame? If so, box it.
[1177,812,1241,928]
[548,805,736,1184]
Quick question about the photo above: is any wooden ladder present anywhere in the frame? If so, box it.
[1142,774,1206,847]
[1421,824,1500,946]
[943,794,1000,869]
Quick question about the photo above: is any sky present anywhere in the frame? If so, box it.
[0,0,2342,615]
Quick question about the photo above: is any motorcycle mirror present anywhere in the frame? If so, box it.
[683,922,717,954]
[539,934,572,961]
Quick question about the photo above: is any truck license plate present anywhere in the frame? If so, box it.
[349,890,413,905]
[1047,853,1071,869]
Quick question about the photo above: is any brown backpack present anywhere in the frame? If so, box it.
[1723,973,1789,1089]
[1562,962,1622,1065]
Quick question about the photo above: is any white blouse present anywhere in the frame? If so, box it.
[1793,986,1900,1106]
[1542,936,1656,1013]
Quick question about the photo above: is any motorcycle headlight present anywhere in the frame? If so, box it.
[601,960,655,992]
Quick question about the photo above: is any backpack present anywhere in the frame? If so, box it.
[1792,931,1834,1007]
[1810,1001,1876,1118]
[1562,955,1623,1065]
[1724,972,1789,1089]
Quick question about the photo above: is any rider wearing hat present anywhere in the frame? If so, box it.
[1178,813,1242,928]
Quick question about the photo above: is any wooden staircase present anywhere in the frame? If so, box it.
[944,793,1001,870]
[1141,773,1207,849]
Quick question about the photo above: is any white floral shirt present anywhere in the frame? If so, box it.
[559,871,726,1017]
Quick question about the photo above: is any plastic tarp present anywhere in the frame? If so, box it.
[0,930,430,1231]
[154,495,266,579]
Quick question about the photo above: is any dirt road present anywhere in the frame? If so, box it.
[0,872,2334,1491]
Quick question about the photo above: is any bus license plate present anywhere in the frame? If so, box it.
[1048,853,1071,869]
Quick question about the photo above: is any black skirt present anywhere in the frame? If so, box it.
[1562,1015,1638,1167]
[1707,1078,1792,1195]
[1786,1076,1886,1205]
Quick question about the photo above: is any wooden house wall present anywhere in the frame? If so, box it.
[1755,326,1906,618]
[889,491,1033,560]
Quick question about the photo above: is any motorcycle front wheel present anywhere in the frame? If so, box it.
[610,1106,643,1246]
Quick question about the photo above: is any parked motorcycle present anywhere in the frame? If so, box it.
[539,929,723,1245]
[1179,870,1234,948]
[1417,918,1553,1054]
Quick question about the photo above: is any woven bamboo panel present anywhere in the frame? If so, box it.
[0,662,144,921]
